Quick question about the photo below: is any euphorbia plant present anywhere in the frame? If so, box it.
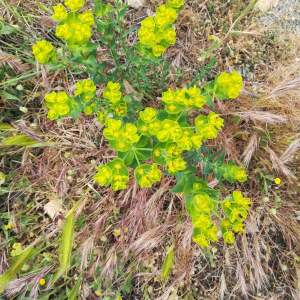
[91,81,249,248]
[32,0,250,248]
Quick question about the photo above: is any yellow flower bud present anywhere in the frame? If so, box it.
[52,4,68,20]
[65,0,85,12]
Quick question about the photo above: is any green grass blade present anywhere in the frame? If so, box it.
[0,135,38,147]
[53,212,75,283]
[67,273,82,300]
[0,246,33,294]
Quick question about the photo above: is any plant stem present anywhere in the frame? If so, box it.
[135,148,153,151]
[133,151,140,165]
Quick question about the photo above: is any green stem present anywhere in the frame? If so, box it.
[212,210,223,221]
[133,151,140,165]
[176,109,186,121]
[135,148,153,151]
[0,72,40,87]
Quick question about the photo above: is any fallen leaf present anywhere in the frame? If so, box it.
[44,199,64,220]
[127,0,145,8]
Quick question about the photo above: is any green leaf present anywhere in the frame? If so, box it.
[95,18,106,34]
[203,93,215,108]
[122,26,138,38]
[182,174,198,196]
[118,150,134,166]
[81,42,99,54]
[213,166,223,184]
[170,176,187,193]
[105,21,115,39]
[0,135,38,147]
[38,3,51,12]
[68,96,83,120]
[0,90,19,100]
[136,135,149,148]
[184,195,194,213]
[94,1,114,18]
[0,23,17,35]
[161,245,174,283]
[205,80,215,94]
[118,5,127,20]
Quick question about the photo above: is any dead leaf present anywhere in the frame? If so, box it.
[255,0,279,13]
[44,199,64,220]
[127,0,145,8]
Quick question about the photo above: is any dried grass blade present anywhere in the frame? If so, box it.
[279,139,300,165]
[237,111,287,124]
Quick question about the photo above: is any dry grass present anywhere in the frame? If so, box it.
[1,0,300,299]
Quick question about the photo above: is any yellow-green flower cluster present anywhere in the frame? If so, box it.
[138,108,161,136]
[162,86,207,113]
[32,40,56,64]
[84,102,97,115]
[94,158,129,191]
[138,108,204,152]
[168,0,185,9]
[102,82,128,118]
[111,101,127,118]
[65,0,85,12]
[189,193,218,248]
[103,119,139,152]
[134,164,162,188]
[52,3,68,20]
[103,82,122,103]
[215,71,243,99]
[220,191,251,243]
[166,157,187,175]
[74,79,96,103]
[195,112,224,140]
[152,141,188,174]
[97,110,108,125]
[138,1,184,57]
[221,164,247,183]
[54,2,94,46]
[45,92,74,120]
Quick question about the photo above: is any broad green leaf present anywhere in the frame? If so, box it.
[203,93,215,108]
[118,150,134,166]
[94,1,114,18]
[204,80,215,94]
[68,96,83,120]
[170,176,187,194]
